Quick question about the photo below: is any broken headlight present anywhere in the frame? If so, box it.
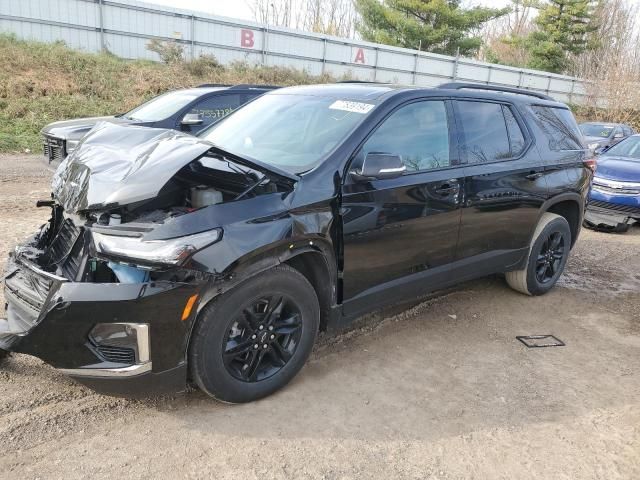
[93,229,221,267]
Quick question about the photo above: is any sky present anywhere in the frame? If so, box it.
[139,0,513,25]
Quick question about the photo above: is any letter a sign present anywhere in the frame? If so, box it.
[241,29,255,48]
[354,48,365,64]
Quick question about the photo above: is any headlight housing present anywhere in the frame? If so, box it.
[93,229,221,267]
[66,139,80,154]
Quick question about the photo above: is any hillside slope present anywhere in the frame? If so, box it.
[0,34,334,153]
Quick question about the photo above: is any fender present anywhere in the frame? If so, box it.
[184,235,338,360]
[522,191,584,258]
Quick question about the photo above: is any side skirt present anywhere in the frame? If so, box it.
[334,248,528,328]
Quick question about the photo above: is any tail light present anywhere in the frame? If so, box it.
[583,158,597,173]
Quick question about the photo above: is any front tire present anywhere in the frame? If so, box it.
[189,265,320,403]
[0,349,9,364]
[506,212,571,296]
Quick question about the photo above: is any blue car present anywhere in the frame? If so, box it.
[585,134,640,232]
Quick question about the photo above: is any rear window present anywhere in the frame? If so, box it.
[532,106,584,151]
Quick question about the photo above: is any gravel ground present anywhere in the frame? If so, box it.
[1,154,639,479]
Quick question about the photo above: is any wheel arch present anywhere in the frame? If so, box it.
[188,237,338,353]
[538,193,584,248]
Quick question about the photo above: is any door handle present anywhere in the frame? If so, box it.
[525,171,544,180]
[434,182,459,195]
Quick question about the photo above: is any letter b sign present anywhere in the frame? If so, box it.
[241,29,255,48]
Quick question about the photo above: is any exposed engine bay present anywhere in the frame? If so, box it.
[18,124,295,287]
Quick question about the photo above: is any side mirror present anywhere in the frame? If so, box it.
[350,153,406,182]
[613,132,624,139]
[181,113,203,126]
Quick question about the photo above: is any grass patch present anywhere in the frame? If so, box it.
[0,34,339,153]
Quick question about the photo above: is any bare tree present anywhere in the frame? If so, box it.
[478,0,538,65]
[574,0,640,126]
[248,0,357,37]
[248,0,295,27]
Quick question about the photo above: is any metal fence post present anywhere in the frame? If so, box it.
[518,70,523,87]
[412,53,418,85]
[263,25,268,65]
[321,38,327,75]
[487,65,492,85]
[98,0,105,51]
[452,48,459,81]
[190,15,195,60]
[546,76,552,95]
[373,47,379,82]
[569,79,575,103]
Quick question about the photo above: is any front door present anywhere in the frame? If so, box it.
[341,99,464,317]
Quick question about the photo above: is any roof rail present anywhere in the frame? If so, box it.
[228,84,281,90]
[438,82,554,101]
[337,80,386,84]
[197,83,232,88]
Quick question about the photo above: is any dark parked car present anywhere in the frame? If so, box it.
[579,122,635,155]
[2,83,593,403]
[584,134,640,232]
[40,84,278,164]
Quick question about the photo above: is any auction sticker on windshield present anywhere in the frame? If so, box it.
[329,100,375,114]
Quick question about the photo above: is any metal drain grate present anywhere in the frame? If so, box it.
[516,335,565,348]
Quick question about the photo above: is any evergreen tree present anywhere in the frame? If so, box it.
[526,0,598,73]
[354,0,510,57]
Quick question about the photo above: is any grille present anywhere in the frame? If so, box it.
[46,219,84,280]
[93,343,136,365]
[43,136,65,163]
[589,200,640,216]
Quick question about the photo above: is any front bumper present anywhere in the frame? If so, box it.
[2,253,201,396]
[585,187,640,229]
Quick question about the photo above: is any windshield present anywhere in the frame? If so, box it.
[603,136,640,159]
[580,124,614,138]
[124,90,201,122]
[199,93,375,173]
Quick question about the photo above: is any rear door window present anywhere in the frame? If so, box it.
[531,106,584,151]
[455,101,512,163]
[503,106,526,156]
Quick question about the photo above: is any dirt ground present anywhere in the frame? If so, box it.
[1,154,639,480]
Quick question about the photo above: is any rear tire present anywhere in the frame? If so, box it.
[0,349,9,364]
[506,212,571,296]
[189,265,319,403]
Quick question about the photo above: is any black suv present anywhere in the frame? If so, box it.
[1,83,593,403]
[40,84,277,164]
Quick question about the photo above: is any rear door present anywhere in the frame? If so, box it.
[341,99,464,316]
[454,99,549,265]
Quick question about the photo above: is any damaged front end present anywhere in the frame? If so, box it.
[2,123,298,396]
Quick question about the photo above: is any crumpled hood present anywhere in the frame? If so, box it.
[595,156,640,181]
[52,123,213,213]
[41,116,142,141]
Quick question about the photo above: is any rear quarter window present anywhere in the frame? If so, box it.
[531,106,585,151]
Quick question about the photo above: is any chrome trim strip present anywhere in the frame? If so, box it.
[14,254,68,282]
[59,362,152,378]
[593,177,640,190]
[59,323,151,377]
[379,166,407,173]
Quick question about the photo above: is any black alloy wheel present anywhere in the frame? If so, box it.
[189,265,319,403]
[535,231,566,284]
[223,295,302,382]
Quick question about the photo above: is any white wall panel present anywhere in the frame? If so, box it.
[0,0,588,103]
